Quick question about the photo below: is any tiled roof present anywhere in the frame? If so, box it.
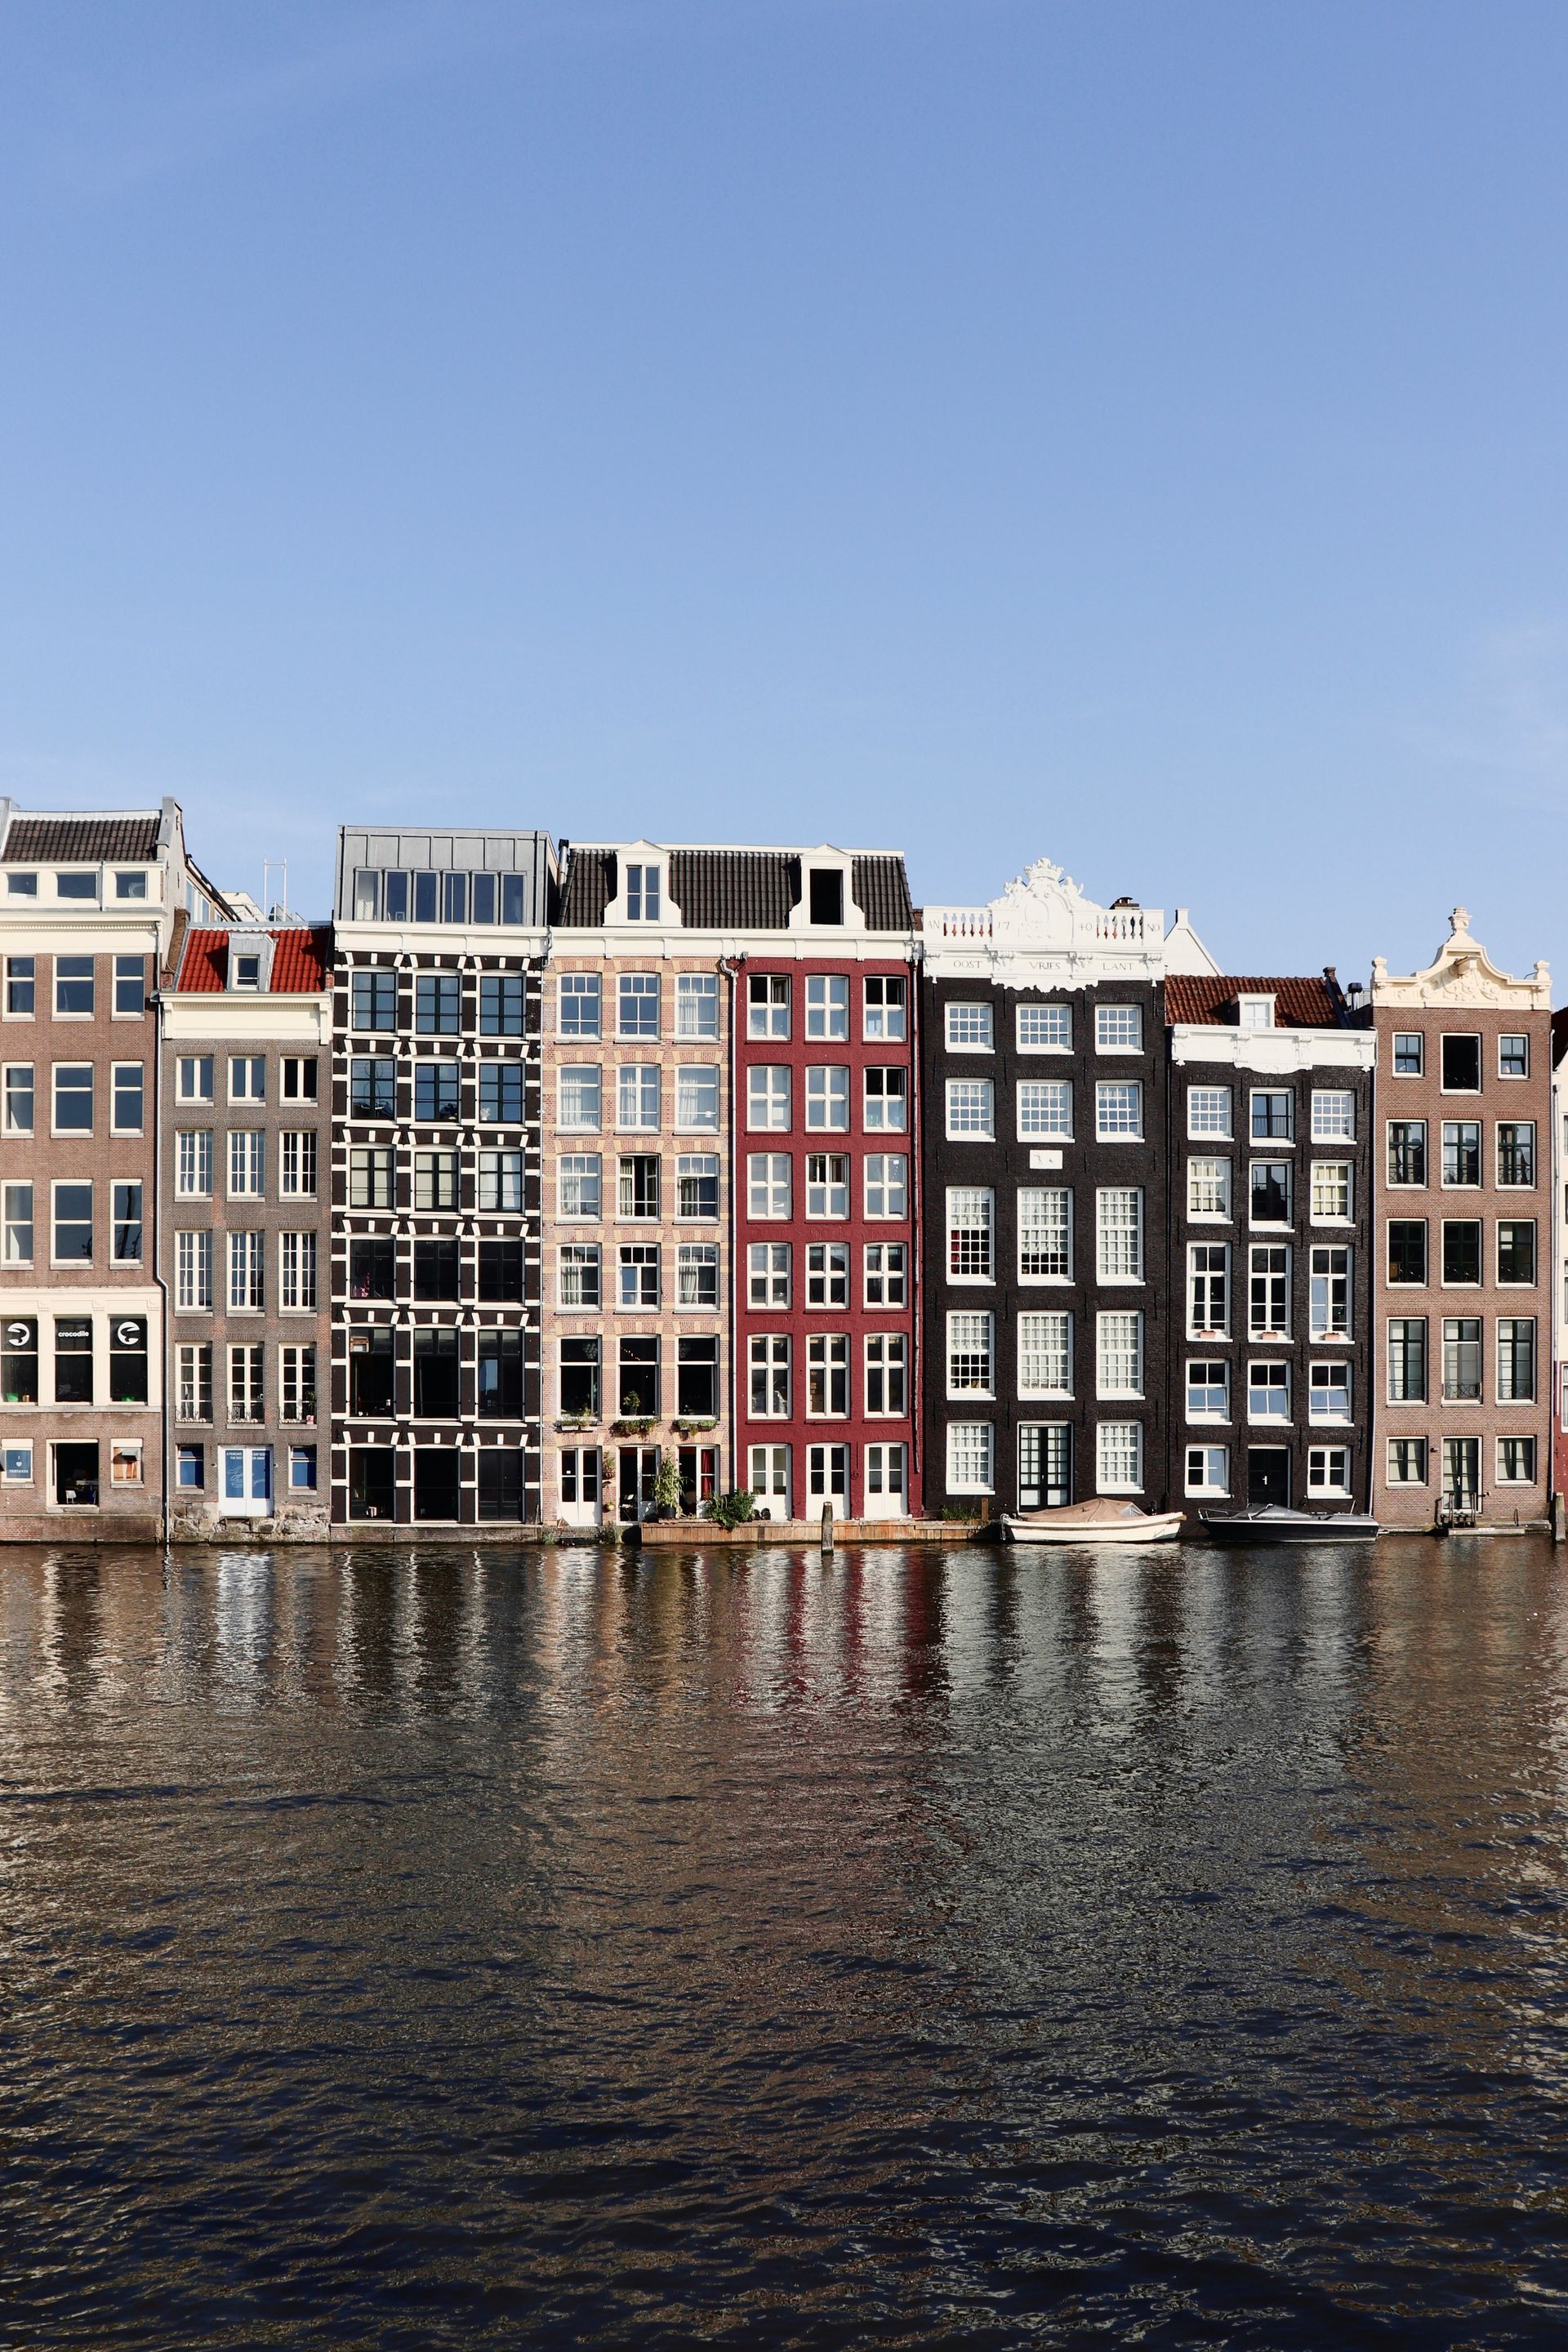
[2,815,161,863]
[175,926,332,994]
[554,847,913,933]
[1165,974,1343,1028]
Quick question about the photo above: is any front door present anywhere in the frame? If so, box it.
[222,1446,272,1517]
[862,1443,907,1518]
[559,1446,601,1527]
[806,1443,850,1521]
[617,1446,659,1523]
[1247,1447,1291,1507]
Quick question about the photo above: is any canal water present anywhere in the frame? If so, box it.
[0,1539,1566,2348]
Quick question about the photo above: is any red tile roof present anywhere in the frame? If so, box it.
[175,926,332,994]
[1165,974,1343,1029]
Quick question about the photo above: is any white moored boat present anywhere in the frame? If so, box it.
[1001,1499,1185,1546]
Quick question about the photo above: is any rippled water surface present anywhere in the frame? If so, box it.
[2,1538,1568,2347]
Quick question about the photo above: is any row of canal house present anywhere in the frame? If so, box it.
[0,796,1553,1536]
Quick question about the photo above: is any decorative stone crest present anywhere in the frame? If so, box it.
[1370,906,1550,1009]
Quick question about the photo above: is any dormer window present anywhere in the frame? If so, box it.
[5,872,37,898]
[808,869,844,924]
[56,871,97,902]
[1238,994,1275,1031]
[626,863,661,921]
[233,955,262,991]
[114,871,147,901]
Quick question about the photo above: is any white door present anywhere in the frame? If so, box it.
[748,1445,791,1522]
[806,1443,849,1520]
[862,1442,907,1518]
[559,1446,601,1528]
[222,1446,272,1517]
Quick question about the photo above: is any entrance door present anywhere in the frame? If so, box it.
[806,1443,850,1520]
[862,1443,907,1518]
[678,1446,719,1516]
[559,1446,601,1527]
[1443,1437,1481,1517]
[1018,1423,1071,1510]
[53,1441,100,1508]
[1246,1447,1291,1507]
[222,1446,272,1517]
[617,1446,659,1523]
[748,1445,791,1521]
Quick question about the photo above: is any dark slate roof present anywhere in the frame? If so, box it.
[555,846,912,933]
[1165,974,1343,1028]
[2,815,161,863]
[176,927,332,994]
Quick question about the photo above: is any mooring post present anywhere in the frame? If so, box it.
[821,1501,834,1557]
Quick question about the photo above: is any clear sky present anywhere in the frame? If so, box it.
[1,0,1564,983]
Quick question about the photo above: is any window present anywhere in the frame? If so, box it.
[52,1183,91,1262]
[558,1067,602,1130]
[112,1183,142,1263]
[1307,1448,1352,1497]
[4,872,36,898]
[624,862,660,920]
[1189,1244,1229,1337]
[559,1243,601,1307]
[676,1154,719,1218]
[1311,1091,1355,1141]
[677,1242,719,1307]
[559,1156,603,1218]
[807,1334,850,1416]
[1442,1317,1482,1401]
[559,973,601,1038]
[348,1146,394,1209]
[1018,1312,1071,1397]
[1250,1091,1293,1142]
[479,1239,524,1302]
[176,1344,212,1423]
[1096,1189,1143,1281]
[1393,1031,1423,1076]
[1497,1123,1535,1186]
[414,1151,458,1211]
[479,1063,526,1125]
[1441,1121,1481,1187]
[474,1330,524,1423]
[1388,1220,1427,1284]
[279,1346,317,1425]
[945,1001,992,1050]
[1387,1437,1428,1485]
[864,1154,906,1218]
[749,1067,791,1130]
[1018,1003,1071,1052]
[947,1187,993,1280]
[172,1444,203,1489]
[806,1240,849,1307]
[675,973,718,1038]
[1186,1446,1229,1497]
[1388,1318,1428,1402]
[229,1056,265,1103]
[1441,1035,1481,1091]
[864,1242,906,1306]
[114,955,145,1015]
[748,974,790,1038]
[617,1242,660,1308]
[227,1231,264,1311]
[1442,1220,1482,1284]
[1309,1246,1351,1339]
[617,1065,660,1130]
[748,1154,791,1218]
[231,955,261,991]
[1250,1161,1291,1224]
[1188,1086,1232,1138]
[412,1330,460,1419]
[1499,1034,1529,1079]
[1187,1361,1228,1419]
[1097,1423,1143,1493]
[863,975,906,1040]
[1096,1004,1143,1052]
[677,1337,719,1419]
[1248,1362,1290,1422]
[413,1238,460,1301]
[1310,1362,1351,1423]
[229,1344,265,1423]
[1,1316,38,1405]
[280,1232,317,1311]
[1018,1080,1071,1139]
[1498,1318,1535,1402]
[1237,994,1275,1031]
[618,973,660,1038]
[4,957,35,1017]
[350,1058,397,1118]
[1498,1437,1536,1484]
[806,1066,850,1130]
[1095,1081,1143,1139]
[617,1156,659,1218]
[2,1182,33,1265]
[1249,1244,1290,1334]
[748,1445,791,1512]
[1498,1222,1536,1284]
[228,1130,265,1198]
[1388,1121,1426,1186]
[1443,1437,1481,1513]
[750,1334,791,1417]
[479,975,525,1036]
[2,1065,32,1134]
[947,1422,993,1492]
[478,1149,523,1211]
[749,1241,791,1307]
[289,1446,318,1493]
[55,956,94,1016]
[347,1331,396,1419]
[864,1335,906,1416]
[280,1132,318,1197]
[947,1312,994,1397]
[350,971,397,1032]
[863,1068,907,1131]
[176,1230,212,1309]
[559,1337,600,1419]
[415,975,461,1035]
[806,1154,849,1218]
[1009,1187,1067,1282]
[946,1079,994,1138]
[52,1064,92,1133]
[1096,1312,1143,1397]
[1187,1159,1231,1218]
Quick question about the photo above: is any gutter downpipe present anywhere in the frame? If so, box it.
[151,980,172,1549]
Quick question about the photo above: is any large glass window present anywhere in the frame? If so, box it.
[947,1187,993,1280]
[1018,1188,1069,1281]
[559,973,600,1038]
[804,977,848,1040]
[415,975,461,1035]
[1018,1313,1071,1397]
[618,973,660,1038]
[1096,1189,1143,1281]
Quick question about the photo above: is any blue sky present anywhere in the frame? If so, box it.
[0,0,1564,982]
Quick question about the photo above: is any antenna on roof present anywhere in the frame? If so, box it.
[264,859,287,922]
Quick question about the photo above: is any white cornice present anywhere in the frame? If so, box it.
[1169,1025,1374,1071]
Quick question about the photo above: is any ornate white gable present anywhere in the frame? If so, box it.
[923,855,1216,983]
[1370,907,1550,1010]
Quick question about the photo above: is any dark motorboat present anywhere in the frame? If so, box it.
[1199,1505,1379,1544]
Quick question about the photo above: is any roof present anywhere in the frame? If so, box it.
[555,847,913,933]
[1165,974,1343,1028]
[175,926,332,994]
[2,814,162,864]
